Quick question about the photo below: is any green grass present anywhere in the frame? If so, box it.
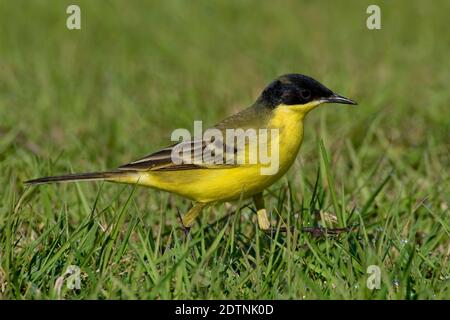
[0,0,449,299]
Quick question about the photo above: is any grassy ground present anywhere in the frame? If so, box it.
[0,0,449,299]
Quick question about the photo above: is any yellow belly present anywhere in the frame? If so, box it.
[116,107,305,203]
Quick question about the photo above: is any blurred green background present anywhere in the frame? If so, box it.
[0,0,448,299]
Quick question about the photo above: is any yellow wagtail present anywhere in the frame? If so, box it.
[26,74,356,232]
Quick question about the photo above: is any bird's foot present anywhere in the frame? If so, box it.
[263,225,356,237]
[301,226,355,237]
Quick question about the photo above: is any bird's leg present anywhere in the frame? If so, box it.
[253,193,272,231]
[176,208,191,241]
[181,202,208,232]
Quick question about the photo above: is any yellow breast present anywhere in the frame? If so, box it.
[267,105,305,174]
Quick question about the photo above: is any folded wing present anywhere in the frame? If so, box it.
[118,137,239,171]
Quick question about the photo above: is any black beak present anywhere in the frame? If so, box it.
[324,93,357,105]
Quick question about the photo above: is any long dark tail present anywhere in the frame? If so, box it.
[24,170,136,186]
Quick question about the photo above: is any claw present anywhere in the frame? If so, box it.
[301,226,355,237]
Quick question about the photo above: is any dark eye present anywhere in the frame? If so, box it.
[300,89,311,100]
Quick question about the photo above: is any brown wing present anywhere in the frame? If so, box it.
[118,138,238,172]
[120,106,269,172]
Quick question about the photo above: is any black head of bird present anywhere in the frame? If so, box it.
[256,73,357,112]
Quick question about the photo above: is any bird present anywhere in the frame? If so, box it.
[25,74,357,232]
